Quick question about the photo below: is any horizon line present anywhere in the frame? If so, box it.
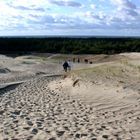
[0,35,140,39]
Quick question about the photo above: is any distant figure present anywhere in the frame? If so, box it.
[84,59,88,64]
[63,61,69,72]
[77,58,80,63]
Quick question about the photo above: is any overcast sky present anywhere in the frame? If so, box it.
[0,0,140,36]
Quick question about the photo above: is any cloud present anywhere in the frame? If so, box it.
[111,0,136,9]
[4,0,51,12]
[8,4,45,12]
[109,0,139,23]
[110,0,138,17]
[50,0,82,7]
[28,15,55,25]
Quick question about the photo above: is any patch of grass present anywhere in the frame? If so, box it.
[120,59,139,69]
[22,61,36,64]
[137,66,140,71]
[51,55,73,61]
[25,56,41,59]
[22,56,48,62]
[71,64,127,78]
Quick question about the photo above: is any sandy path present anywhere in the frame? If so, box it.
[0,76,95,140]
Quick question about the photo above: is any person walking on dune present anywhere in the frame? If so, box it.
[63,61,69,72]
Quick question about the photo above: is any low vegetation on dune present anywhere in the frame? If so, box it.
[70,59,140,85]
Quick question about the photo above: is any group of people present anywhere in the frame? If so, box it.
[63,60,71,72]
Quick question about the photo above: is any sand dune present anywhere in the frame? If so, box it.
[0,53,140,140]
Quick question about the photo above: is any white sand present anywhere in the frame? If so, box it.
[0,53,140,140]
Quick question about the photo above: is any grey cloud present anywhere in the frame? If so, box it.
[54,13,140,30]
[12,15,24,20]
[27,15,55,25]
[110,0,139,24]
[27,14,107,30]
[40,16,55,23]
[50,0,82,7]
[108,15,140,30]
[29,14,41,19]
[84,10,140,30]
[123,0,136,9]
[116,8,139,19]
[7,3,45,12]
[124,9,138,16]
[111,0,136,10]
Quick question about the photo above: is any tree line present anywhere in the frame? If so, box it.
[0,37,140,54]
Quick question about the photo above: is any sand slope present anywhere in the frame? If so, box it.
[0,53,140,140]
